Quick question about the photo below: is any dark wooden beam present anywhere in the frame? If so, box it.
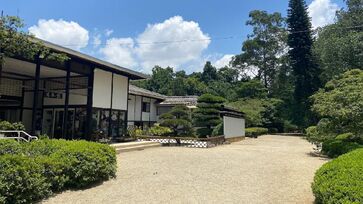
[62,60,71,139]
[31,55,41,134]
[85,66,94,140]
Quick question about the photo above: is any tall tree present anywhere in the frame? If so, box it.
[201,61,218,83]
[193,94,226,137]
[232,10,287,89]
[287,0,321,127]
[314,0,363,83]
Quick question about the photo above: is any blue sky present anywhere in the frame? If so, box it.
[2,0,344,73]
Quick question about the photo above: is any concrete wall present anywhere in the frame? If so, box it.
[223,116,245,138]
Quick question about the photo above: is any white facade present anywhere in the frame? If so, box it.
[223,116,245,138]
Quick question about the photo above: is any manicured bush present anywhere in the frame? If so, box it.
[312,148,363,204]
[245,127,268,138]
[0,121,25,131]
[0,140,23,155]
[0,139,117,203]
[212,123,224,136]
[148,124,173,136]
[321,139,362,158]
[0,155,51,204]
[335,133,363,144]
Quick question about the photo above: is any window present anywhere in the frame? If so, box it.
[142,102,150,112]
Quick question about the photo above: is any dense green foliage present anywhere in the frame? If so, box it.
[245,127,268,138]
[310,69,363,142]
[314,0,363,83]
[211,123,224,136]
[232,10,288,89]
[287,0,321,127]
[147,124,173,136]
[312,148,363,204]
[321,139,362,158]
[193,94,225,137]
[0,139,116,203]
[160,105,193,136]
[0,121,25,131]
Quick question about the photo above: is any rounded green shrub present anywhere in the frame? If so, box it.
[335,133,363,144]
[0,140,23,155]
[322,139,362,158]
[245,127,268,138]
[0,155,51,204]
[0,139,117,203]
[312,148,363,204]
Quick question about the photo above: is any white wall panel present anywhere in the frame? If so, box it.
[223,116,245,138]
[92,69,112,108]
[112,74,128,110]
[127,95,136,121]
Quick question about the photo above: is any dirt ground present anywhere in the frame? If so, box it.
[43,135,327,204]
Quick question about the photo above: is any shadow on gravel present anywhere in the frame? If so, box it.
[306,152,330,161]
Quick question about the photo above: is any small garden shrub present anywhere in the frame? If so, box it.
[312,148,363,204]
[245,127,268,138]
[212,123,224,136]
[321,139,362,158]
[0,139,117,203]
[335,133,363,144]
[148,124,173,136]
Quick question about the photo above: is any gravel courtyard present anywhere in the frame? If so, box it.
[43,135,327,204]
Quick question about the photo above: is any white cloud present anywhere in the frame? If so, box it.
[29,19,89,50]
[135,16,210,72]
[92,34,101,48]
[213,54,234,68]
[308,0,339,28]
[105,29,114,37]
[99,37,138,68]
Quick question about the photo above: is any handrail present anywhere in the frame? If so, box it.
[0,130,38,142]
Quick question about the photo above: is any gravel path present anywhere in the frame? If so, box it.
[43,135,327,204]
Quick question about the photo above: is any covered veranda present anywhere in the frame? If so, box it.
[0,41,147,140]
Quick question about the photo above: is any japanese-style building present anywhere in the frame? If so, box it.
[0,40,148,140]
[1,39,245,140]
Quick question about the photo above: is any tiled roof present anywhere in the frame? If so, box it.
[129,85,166,100]
[159,96,199,106]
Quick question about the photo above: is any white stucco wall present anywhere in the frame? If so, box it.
[112,74,128,110]
[93,68,112,109]
[223,116,245,138]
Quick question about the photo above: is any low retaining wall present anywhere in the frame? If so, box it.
[137,136,225,148]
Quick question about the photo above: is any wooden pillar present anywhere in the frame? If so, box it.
[108,73,114,138]
[85,66,94,140]
[31,55,41,134]
[62,60,71,139]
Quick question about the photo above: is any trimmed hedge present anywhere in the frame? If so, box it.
[245,127,268,138]
[0,139,117,204]
[312,148,363,204]
[322,139,362,158]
